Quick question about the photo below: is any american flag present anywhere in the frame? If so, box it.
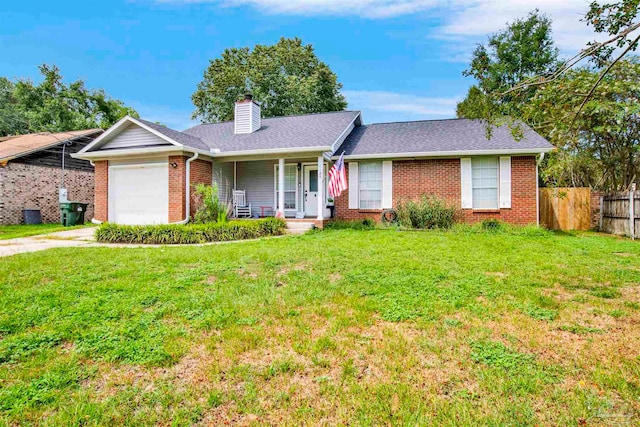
[328,152,347,198]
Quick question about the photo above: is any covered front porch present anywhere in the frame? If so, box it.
[213,155,333,223]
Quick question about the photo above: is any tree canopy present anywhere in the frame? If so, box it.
[191,37,347,123]
[457,10,559,119]
[524,59,640,190]
[0,64,137,137]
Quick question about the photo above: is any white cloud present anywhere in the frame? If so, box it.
[157,0,600,56]
[344,90,461,120]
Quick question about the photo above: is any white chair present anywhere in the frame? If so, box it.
[233,190,252,218]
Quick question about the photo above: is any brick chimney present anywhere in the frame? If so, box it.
[234,93,261,134]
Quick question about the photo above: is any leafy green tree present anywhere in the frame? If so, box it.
[457,10,559,119]
[0,64,137,137]
[0,78,30,136]
[191,37,347,122]
[524,59,640,190]
[480,1,639,121]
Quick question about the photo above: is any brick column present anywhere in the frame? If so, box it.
[94,160,109,222]
[189,159,213,217]
[169,156,187,223]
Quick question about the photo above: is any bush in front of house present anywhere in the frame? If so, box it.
[95,218,287,244]
[192,183,232,223]
[395,195,459,229]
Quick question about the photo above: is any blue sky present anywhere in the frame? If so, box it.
[0,1,594,130]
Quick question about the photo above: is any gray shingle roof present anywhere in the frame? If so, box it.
[183,111,360,153]
[337,119,554,157]
[136,118,210,151]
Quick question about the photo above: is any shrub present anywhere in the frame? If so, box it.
[325,219,375,230]
[395,196,459,229]
[192,183,232,223]
[481,219,504,232]
[95,218,286,244]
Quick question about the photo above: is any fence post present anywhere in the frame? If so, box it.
[631,184,636,240]
[599,195,604,231]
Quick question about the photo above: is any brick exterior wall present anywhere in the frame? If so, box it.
[93,157,213,224]
[94,161,108,222]
[168,156,187,223]
[0,162,94,225]
[189,158,213,217]
[333,156,538,225]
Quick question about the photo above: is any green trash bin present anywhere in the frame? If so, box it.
[60,202,88,226]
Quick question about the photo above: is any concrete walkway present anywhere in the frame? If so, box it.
[0,227,99,257]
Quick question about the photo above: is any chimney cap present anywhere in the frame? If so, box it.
[244,92,253,101]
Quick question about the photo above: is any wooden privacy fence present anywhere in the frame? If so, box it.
[600,187,639,240]
[539,188,592,231]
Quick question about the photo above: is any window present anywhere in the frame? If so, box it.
[359,162,382,209]
[471,157,499,209]
[275,164,297,210]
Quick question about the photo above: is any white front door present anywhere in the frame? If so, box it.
[304,166,319,217]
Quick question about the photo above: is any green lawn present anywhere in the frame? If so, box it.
[0,223,91,240]
[1,228,639,426]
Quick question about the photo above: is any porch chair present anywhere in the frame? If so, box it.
[233,190,252,218]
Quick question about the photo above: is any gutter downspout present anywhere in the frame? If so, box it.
[173,152,199,224]
[536,152,545,227]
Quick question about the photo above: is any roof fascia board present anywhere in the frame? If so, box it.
[71,145,213,160]
[333,147,554,160]
[331,112,361,153]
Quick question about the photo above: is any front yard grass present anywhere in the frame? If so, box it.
[0,223,91,240]
[1,228,639,425]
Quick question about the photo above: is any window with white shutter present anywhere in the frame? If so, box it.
[359,162,383,209]
[471,157,499,209]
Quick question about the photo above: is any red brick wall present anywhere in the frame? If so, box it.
[93,161,108,222]
[189,158,213,217]
[333,156,538,225]
[0,162,95,224]
[168,156,187,223]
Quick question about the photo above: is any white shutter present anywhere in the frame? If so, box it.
[460,158,472,209]
[499,156,512,208]
[348,162,359,209]
[382,161,393,209]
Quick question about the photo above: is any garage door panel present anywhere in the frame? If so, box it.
[109,163,169,225]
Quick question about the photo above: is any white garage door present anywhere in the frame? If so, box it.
[109,162,169,225]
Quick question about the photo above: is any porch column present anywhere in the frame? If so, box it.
[317,155,324,220]
[278,158,285,217]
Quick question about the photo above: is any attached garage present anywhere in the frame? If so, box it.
[108,161,169,225]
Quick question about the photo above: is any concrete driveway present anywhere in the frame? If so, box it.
[0,227,98,257]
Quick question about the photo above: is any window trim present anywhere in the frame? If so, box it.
[358,161,383,210]
[471,156,500,210]
[273,163,299,212]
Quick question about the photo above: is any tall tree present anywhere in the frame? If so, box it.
[191,37,347,123]
[457,10,559,119]
[482,1,640,122]
[524,59,640,190]
[0,64,137,137]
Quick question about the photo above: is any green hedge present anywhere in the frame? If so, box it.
[95,218,287,244]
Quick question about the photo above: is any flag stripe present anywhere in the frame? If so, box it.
[329,152,347,198]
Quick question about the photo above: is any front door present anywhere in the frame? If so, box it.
[304,166,318,217]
